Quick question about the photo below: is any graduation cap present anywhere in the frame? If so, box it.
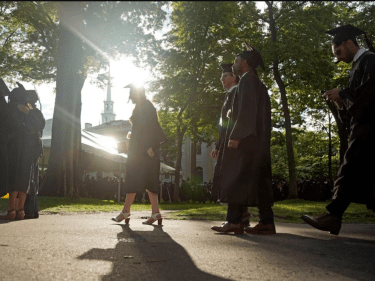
[326,24,366,44]
[6,82,40,105]
[220,63,233,73]
[326,24,374,62]
[237,42,265,70]
[124,83,146,103]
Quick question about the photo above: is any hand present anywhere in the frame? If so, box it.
[228,139,240,149]
[17,104,30,114]
[147,148,155,158]
[323,88,342,103]
[211,149,218,159]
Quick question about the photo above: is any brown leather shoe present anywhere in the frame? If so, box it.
[211,222,244,234]
[301,213,341,235]
[240,210,251,227]
[244,222,276,234]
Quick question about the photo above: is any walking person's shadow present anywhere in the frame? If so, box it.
[78,223,231,281]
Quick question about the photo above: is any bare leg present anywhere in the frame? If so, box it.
[17,192,27,211]
[122,193,136,213]
[147,190,160,214]
[9,192,17,211]
[0,192,17,219]
[142,190,162,225]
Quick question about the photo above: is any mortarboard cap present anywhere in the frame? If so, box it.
[220,63,233,73]
[124,83,145,102]
[237,42,265,70]
[326,24,366,45]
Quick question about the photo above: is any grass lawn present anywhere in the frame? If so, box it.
[1,197,374,223]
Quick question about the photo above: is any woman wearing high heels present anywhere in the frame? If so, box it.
[112,84,167,225]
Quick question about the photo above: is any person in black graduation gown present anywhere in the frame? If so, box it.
[210,64,251,227]
[211,64,239,199]
[212,43,275,234]
[302,24,375,235]
[112,84,167,225]
[0,82,45,220]
[0,80,15,200]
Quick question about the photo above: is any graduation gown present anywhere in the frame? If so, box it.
[333,50,375,209]
[125,99,167,194]
[211,85,237,200]
[218,72,274,207]
[0,95,16,197]
[8,104,45,195]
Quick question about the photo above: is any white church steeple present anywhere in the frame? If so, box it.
[101,67,116,124]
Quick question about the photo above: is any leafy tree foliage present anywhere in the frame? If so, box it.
[1,1,166,196]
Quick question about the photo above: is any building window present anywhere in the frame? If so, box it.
[106,104,108,110]
[196,142,201,155]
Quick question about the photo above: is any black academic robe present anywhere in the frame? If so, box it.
[125,99,167,194]
[0,95,15,197]
[333,50,375,209]
[7,104,45,195]
[211,85,237,200]
[218,72,274,207]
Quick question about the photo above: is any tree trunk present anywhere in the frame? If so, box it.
[173,125,187,202]
[41,2,85,197]
[267,2,298,199]
[190,139,197,179]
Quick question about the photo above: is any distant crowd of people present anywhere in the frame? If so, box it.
[272,178,333,202]
[80,176,334,204]
[81,175,124,201]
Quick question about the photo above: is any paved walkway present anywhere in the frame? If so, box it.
[1,212,374,281]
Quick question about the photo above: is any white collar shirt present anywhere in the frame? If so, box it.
[353,47,366,62]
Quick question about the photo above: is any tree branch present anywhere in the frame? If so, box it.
[243,1,269,23]
[3,31,16,47]
[275,1,307,21]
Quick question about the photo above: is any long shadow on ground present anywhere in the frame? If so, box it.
[78,224,231,281]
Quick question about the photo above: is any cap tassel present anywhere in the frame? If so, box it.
[244,42,253,51]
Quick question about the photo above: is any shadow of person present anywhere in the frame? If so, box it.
[78,224,231,281]
[231,229,375,280]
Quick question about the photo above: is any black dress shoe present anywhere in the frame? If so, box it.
[301,213,341,235]
[211,222,244,234]
[244,222,276,234]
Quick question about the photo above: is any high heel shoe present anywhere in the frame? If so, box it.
[111,212,130,224]
[142,213,162,225]
[0,209,16,220]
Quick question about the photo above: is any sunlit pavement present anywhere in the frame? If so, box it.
[0,212,374,281]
